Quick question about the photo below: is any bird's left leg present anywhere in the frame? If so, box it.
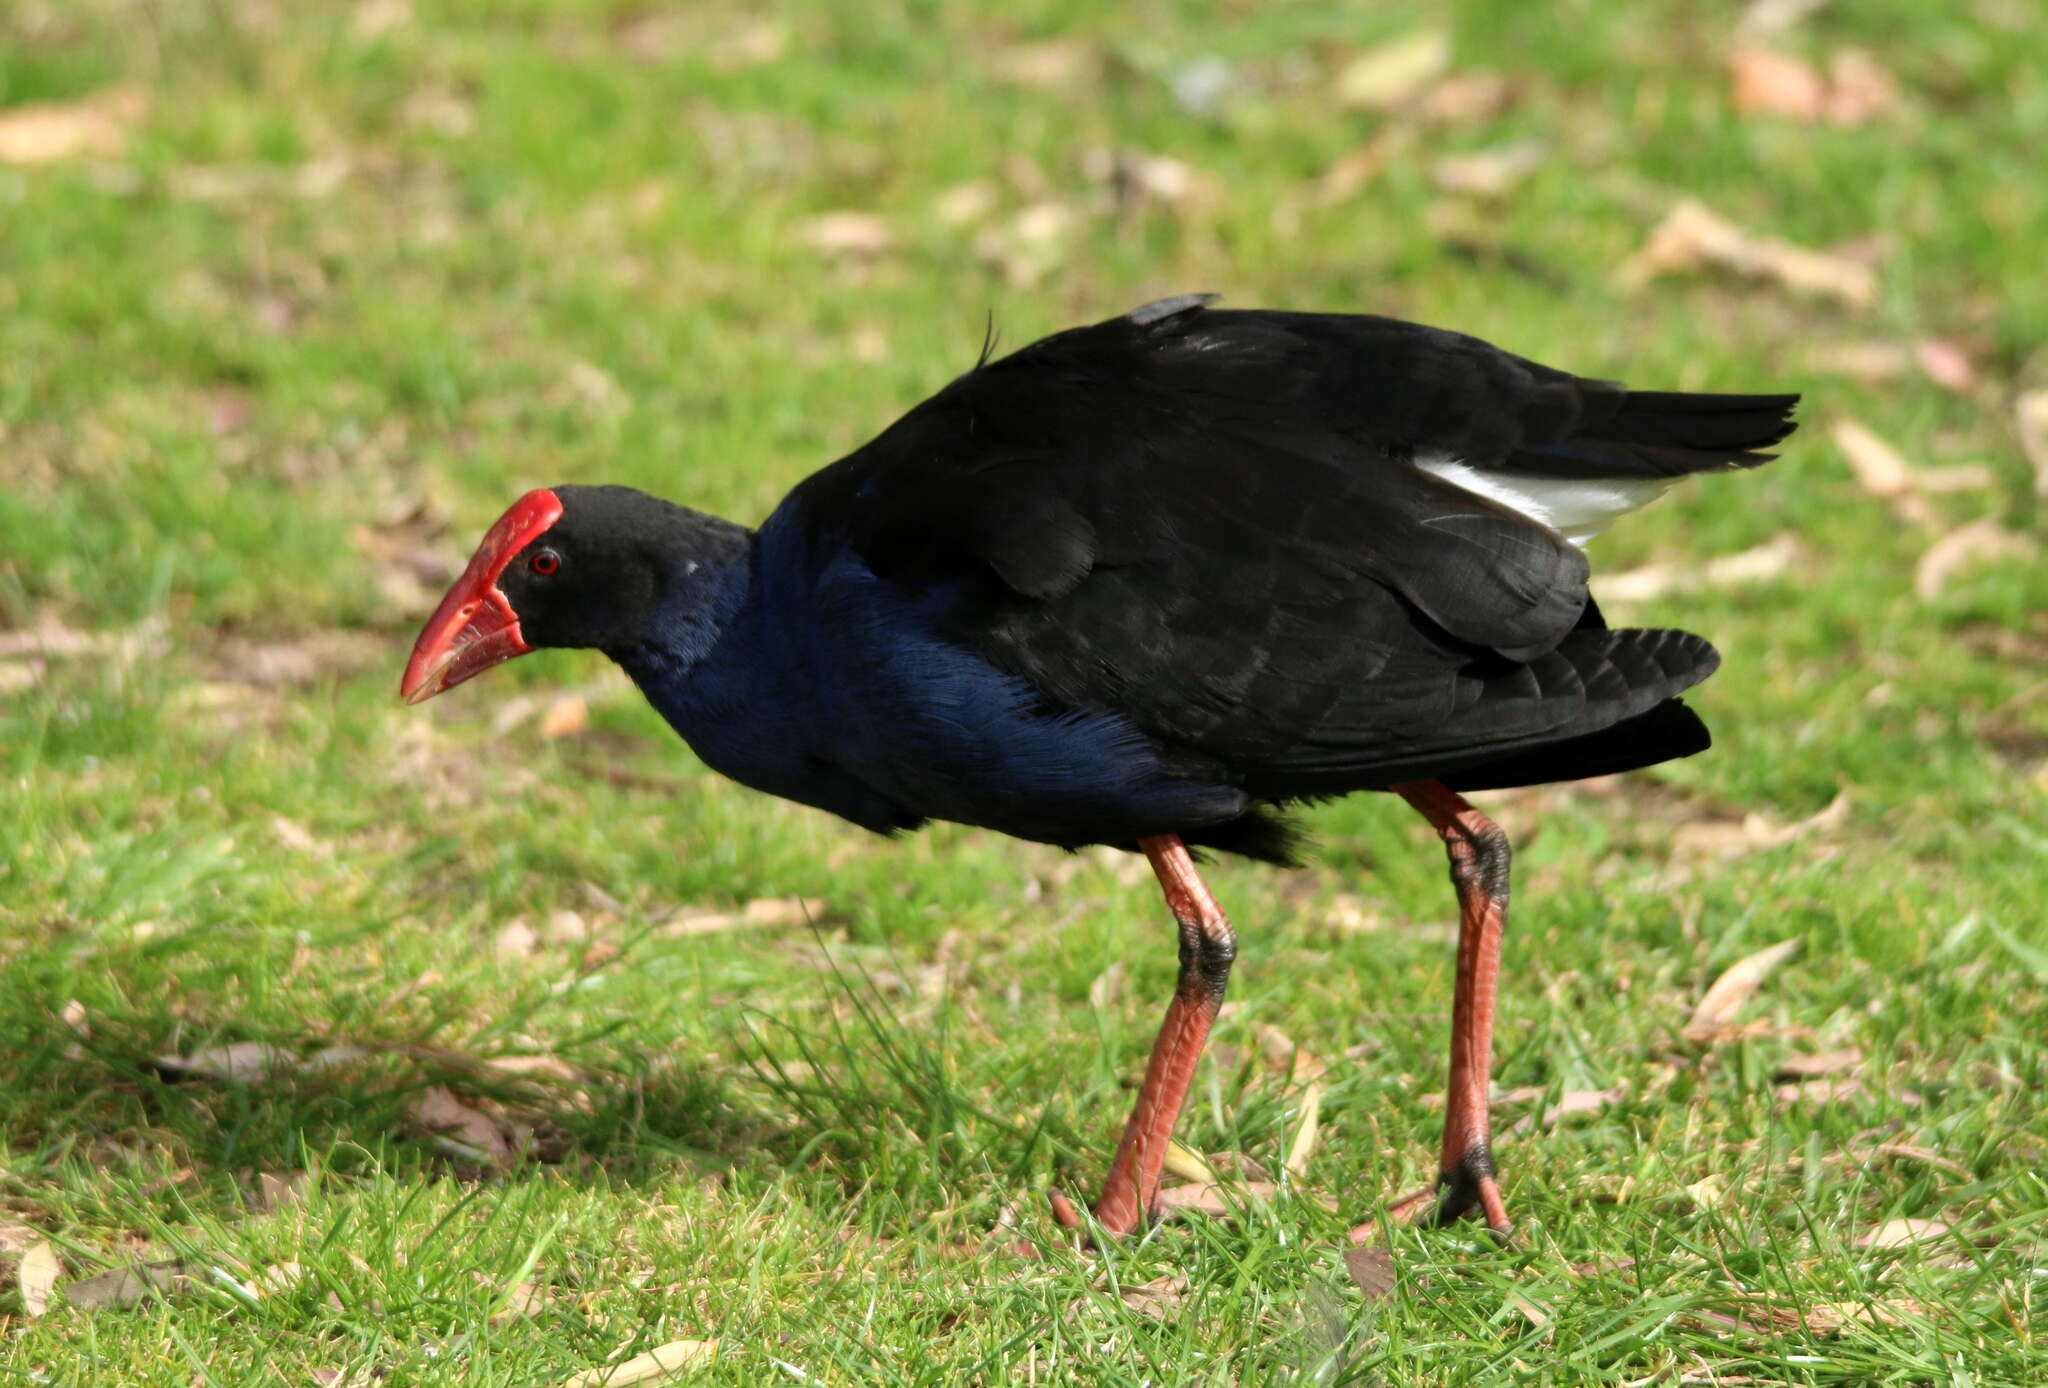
[1371,779,1515,1239]
[1051,833,1235,1238]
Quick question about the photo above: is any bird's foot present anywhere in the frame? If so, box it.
[1350,1149,1513,1243]
[1046,1187,1141,1246]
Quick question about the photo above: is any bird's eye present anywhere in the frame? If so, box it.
[529,549,561,577]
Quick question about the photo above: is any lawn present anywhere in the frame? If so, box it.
[3,0,2046,1383]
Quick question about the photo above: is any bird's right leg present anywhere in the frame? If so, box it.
[1363,779,1515,1240]
[1050,833,1236,1238]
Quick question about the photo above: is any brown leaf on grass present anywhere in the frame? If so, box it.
[1774,1047,1862,1079]
[492,1279,550,1325]
[0,1224,43,1255]
[561,1339,719,1387]
[251,1171,312,1213]
[1342,1245,1398,1305]
[1913,338,1979,396]
[1682,939,1800,1043]
[1430,140,1548,199]
[990,38,1100,89]
[0,85,148,165]
[802,211,894,258]
[1855,1217,1951,1249]
[17,1241,61,1317]
[59,1261,187,1311]
[1915,520,2038,601]
[1153,1180,1281,1219]
[1673,791,1849,860]
[1162,1141,1220,1186]
[409,1086,515,1169]
[1335,32,1451,111]
[496,917,540,960]
[1858,1143,1971,1178]
[1285,1079,1324,1178]
[660,896,823,937]
[539,695,590,739]
[1080,149,1220,215]
[1775,1075,1868,1106]
[215,630,387,687]
[2017,391,2048,500]
[1416,73,1515,124]
[1120,1273,1187,1321]
[154,1041,296,1083]
[1087,962,1124,1009]
[1824,50,1899,127]
[1543,1087,1626,1127]
[1619,199,1876,309]
[1738,0,1830,38]
[1728,47,1827,121]
[1599,533,1801,603]
[1832,419,1933,525]
[1316,128,1413,205]
[973,202,1078,287]
[933,179,999,228]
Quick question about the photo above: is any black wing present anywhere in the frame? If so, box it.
[791,297,1795,793]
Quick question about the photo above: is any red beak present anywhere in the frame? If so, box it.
[400,489,564,704]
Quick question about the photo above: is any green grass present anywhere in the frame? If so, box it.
[4,0,2046,1382]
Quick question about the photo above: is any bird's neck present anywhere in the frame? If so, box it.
[604,513,757,686]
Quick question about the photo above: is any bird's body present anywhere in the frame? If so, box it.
[402,296,1798,1239]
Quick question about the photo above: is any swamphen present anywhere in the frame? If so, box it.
[401,296,1797,1238]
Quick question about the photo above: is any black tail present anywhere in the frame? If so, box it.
[1510,390,1801,479]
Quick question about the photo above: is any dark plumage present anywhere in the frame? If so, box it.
[402,296,1798,1239]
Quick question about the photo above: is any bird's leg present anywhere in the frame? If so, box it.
[1380,779,1514,1239]
[1050,833,1235,1239]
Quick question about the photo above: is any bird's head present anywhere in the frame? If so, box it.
[399,484,745,704]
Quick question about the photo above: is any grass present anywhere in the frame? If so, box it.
[3,0,2046,1382]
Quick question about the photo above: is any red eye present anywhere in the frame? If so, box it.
[529,549,561,576]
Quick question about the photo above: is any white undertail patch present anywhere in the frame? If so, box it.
[1414,453,1673,548]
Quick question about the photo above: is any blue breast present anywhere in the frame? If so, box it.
[619,499,1246,847]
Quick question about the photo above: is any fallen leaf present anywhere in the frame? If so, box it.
[1775,1075,1868,1106]
[60,1261,187,1311]
[1674,792,1850,859]
[409,1086,515,1168]
[539,696,589,739]
[1683,939,1800,1043]
[253,1261,306,1296]
[0,1224,42,1255]
[1316,128,1412,205]
[1915,520,2037,600]
[1162,1140,1219,1185]
[496,918,540,960]
[1416,73,1515,124]
[17,1241,61,1317]
[561,1339,719,1386]
[1087,962,1124,1009]
[0,85,148,165]
[1619,199,1876,309]
[990,38,1099,89]
[1543,1087,1625,1127]
[1342,1245,1398,1305]
[1774,1047,1862,1079]
[1832,418,1932,525]
[1080,148,1220,214]
[933,179,999,227]
[1285,1079,1324,1178]
[973,201,1077,287]
[1430,139,1548,198]
[492,1279,550,1325]
[1600,533,1801,603]
[1335,32,1451,111]
[1738,0,1830,38]
[1728,47,1827,122]
[1153,1180,1281,1219]
[1683,1173,1729,1209]
[1120,1273,1186,1321]
[1913,339,1978,396]
[802,211,894,258]
[1825,50,1898,127]
[2017,391,2048,499]
[251,1171,311,1213]
[153,1042,296,1083]
[1855,1217,1950,1249]
[1509,1296,1552,1329]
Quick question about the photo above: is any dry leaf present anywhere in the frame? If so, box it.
[17,1241,61,1317]
[802,211,894,257]
[1832,418,1931,524]
[1430,139,1548,198]
[1544,1087,1624,1127]
[1619,199,1876,309]
[539,696,589,739]
[1858,1143,1971,1178]
[991,38,1099,89]
[1855,1217,1950,1249]
[1316,128,1412,205]
[1683,939,1800,1043]
[1728,47,1827,121]
[973,202,1077,287]
[60,1261,186,1311]
[660,898,820,936]
[0,85,148,165]
[1683,1173,1729,1209]
[1915,520,2037,600]
[1600,533,1801,603]
[496,918,540,960]
[1285,1080,1324,1178]
[492,1279,550,1324]
[933,180,999,227]
[2017,391,2048,499]
[1674,791,1849,859]
[1913,339,1978,396]
[154,1041,295,1083]
[561,1339,719,1386]
[254,1261,306,1296]
[1120,1273,1187,1321]
[1162,1140,1219,1185]
[252,1171,311,1213]
[1738,0,1830,38]
[1825,50,1898,127]
[409,1086,515,1168]
[1774,1047,1862,1079]
[1416,73,1515,124]
[1342,1245,1398,1305]
[1153,1180,1281,1219]
[1775,1075,1868,1106]
[1087,962,1124,1009]
[1335,32,1451,111]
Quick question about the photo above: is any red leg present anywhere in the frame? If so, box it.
[1051,834,1236,1238]
[1373,780,1514,1238]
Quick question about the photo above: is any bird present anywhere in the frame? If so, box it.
[400,295,1797,1240]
